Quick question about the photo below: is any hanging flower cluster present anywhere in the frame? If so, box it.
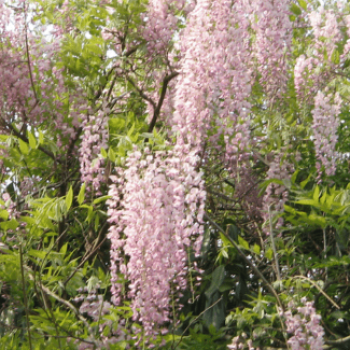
[294,9,344,99]
[312,91,342,180]
[141,0,189,58]
[171,0,253,173]
[262,152,294,234]
[107,146,205,336]
[282,298,325,350]
[251,0,292,97]
[79,105,109,194]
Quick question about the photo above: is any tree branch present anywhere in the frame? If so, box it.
[148,71,179,133]
[325,334,350,345]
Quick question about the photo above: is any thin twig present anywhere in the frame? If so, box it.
[172,296,223,350]
[325,334,350,345]
[293,275,340,309]
[204,212,284,310]
[64,235,107,287]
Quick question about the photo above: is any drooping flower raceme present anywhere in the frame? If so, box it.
[107,147,205,337]
[311,91,342,180]
[251,0,292,97]
[79,104,110,194]
[262,152,294,235]
[295,9,343,99]
[283,299,325,350]
[171,0,253,174]
[141,0,188,58]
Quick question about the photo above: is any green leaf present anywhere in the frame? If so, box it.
[86,275,99,293]
[66,186,73,211]
[300,174,312,189]
[330,311,347,319]
[140,132,154,139]
[203,292,225,328]
[253,244,261,255]
[109,117,125,130]
[343,59,350,69]
[296,199,317,206]
[101,147,108,158]
[219,232,234,249]
[320,190,327,205]
[0,219,18,230]
[93,195,111,205]
[38,130,44,144]
[326,192,335,208]
[60,242,68,255]
[313,185,320,204]
[298,0,307,10]
[82,261,89,276]
[81,205,94,223]
[205,265,225,299]
[290,3,302,15]
[238,236,249,250]
[102,325,111,337]
[18,139,29,155]
[77,183,86,205]
[307,213,326,228]
[28,250,47,260]
[265,248,273,260]
[0,209,9,221]
[28,131,37,149]
[94,214,99,231]
[331,50,340,65]
[291,170,299,184]
[108,148,116,162]
[127,123,135,138]
[284,204,296,214]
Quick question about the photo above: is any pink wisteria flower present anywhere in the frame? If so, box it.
[107,146,205,338]
[282,298,325,350]
[312,91,342,180]
[79,104,109,194]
